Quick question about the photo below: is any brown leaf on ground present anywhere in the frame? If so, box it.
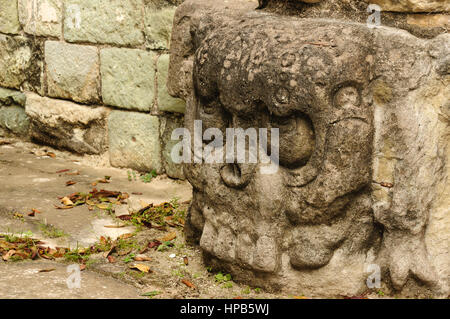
[160,232,177,242]
[56,169,70,174]
[103,245,116,258]
[39,268,55,273]
[31,208,41,214]
[117,215,132,221]
[66,171,80,176]
[104,225,125,228]
[47,152,56,158]
[131,192,143,195]
[129,264,151,273]
[66,180,76,186]
[27,211,35,217]
[118,233,134,240]
[2,249,16,261]
[79,264,86,271]
[181,279,195,289]
[148,240,162,250]
[134,255,152,262]
[183,256,189,265]
[107,255,116,263]
[61,197,74,206]
[54,205,74,209]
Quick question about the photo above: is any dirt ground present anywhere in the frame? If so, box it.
[0,137,396,299]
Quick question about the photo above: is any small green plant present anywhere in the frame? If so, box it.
[39,223,66,238]
[254,288,261,294]
[377,290,385,296]
[156,240,174,252]
[141,291,160,298]
[127,170,137,182]
[172,269,185,278]
[242,287,251,295]
[215,272,232,284]
[206,266,213,273]
[64,249,90,264]
[123,253,135,263]
[222,282,233,289]
[4,233,19,243]
[140,169,157,183]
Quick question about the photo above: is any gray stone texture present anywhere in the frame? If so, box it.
[25,92,108,154]
[0,87,29,136]
[45,41,100,104]
[0,0,21,34]
[157,54,185,113]
[0,35,43,93]
[108,110,163,173]
[18,0,62,38]
[64,0,144,46]
[100,48,156,111]
[169,0,450,297]
[160,114,185,179]
[144,1,177,50]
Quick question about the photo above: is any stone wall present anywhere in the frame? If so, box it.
[0,0,185,179]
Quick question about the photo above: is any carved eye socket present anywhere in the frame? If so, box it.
[270,113,315,169]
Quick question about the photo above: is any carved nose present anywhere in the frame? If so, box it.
[220,163,254,189]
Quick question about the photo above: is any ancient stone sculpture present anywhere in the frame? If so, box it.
[168,0,449,297]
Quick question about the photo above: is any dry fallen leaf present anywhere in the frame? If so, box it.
[61,197,74,206]
[160,232,177,242]
[66,170,80,176]
[47,152,56,158]
[119,233,134,240]
[80,264,86,271]
[181,279,195,289]
[104,225,125,228]
[183,256,189,266]
[134,255,152,262]
[129,264,151,273]
[39,268,55,273]
[2,249,16,261]
[107,255,116,263]
[56,169,70,174]
[66,180,76,186]
[27,211,35,217]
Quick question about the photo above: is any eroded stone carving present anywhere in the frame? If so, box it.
[168,0,449,297]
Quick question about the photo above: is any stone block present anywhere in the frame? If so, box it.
[45,41,100,104]
[18,0,62,37]
[0,0,21,34]
[100,48,156,111]
[108,110,162,173]
[157,54,185,113]
[25,92,108,154]
[64,0,144,46]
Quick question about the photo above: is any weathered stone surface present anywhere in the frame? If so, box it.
[157,54,185,113]
[406,14,450,28]
[0,88,29,136]
[160,114,185,179]
[100,48,156,111]
[169,0,450,297]
[108,110,162,173]
[144,1,177,50]
[64,0,144,46]
[0,0,21,34]
[0,35,43,92]
[25,93,108,154]
[18,0,62,38]
[0,105,30,136]
[0,87,26,107]
[45,41,100,104]
[371,0,450,13]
